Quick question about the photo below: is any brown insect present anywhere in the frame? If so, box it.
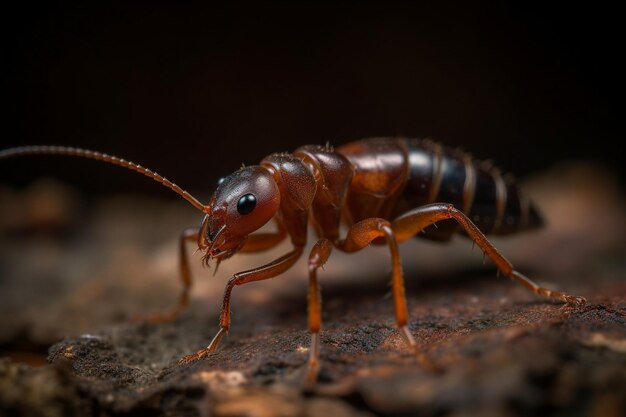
[0,138,586,388]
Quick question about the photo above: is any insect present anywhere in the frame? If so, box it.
[0,138,586,388]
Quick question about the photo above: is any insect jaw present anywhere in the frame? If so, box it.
[198,214,211,252]
[208,225,227,255]
[198,204,228,264]
[199,222,246,270]
[199,223,225,267]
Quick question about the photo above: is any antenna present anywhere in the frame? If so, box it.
[0,145,209,213]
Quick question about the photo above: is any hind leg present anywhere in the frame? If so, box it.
[392,203,586,306]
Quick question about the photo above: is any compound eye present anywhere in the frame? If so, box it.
[237,194,256,215]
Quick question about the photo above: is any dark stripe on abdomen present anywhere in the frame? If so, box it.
[394,140,468,240]
[393,139,439,213]
[391,138,540,239]
[467,161,498,234]
[497,181,522,235]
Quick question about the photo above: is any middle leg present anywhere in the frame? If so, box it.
[304,238,333,390]
[336,218,435,368]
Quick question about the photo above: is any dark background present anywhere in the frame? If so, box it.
[1,3,622,202]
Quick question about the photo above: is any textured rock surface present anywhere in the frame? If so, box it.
[1,163,625,416]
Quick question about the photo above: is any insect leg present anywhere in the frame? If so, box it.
[392,203,587,305]
[179,247,304,364]
[237,218,287,253]
[336,218,434,368]
[135,227,199,323]
[304,238,333,390]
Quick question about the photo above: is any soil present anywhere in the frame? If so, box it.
[1,162,625,417]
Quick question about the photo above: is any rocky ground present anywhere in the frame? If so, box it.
[1,162,625,417]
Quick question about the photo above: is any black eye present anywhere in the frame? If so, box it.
[237,194,256,215]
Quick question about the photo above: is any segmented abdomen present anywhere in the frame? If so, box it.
[398,138,543,240]
[339,138,542,241]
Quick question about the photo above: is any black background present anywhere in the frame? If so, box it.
[1,3,622,201]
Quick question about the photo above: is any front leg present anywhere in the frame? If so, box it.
[237,218,287,253]
[179,247,303,364]
[135,227,199,323]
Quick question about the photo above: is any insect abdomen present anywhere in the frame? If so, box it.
[391,138,543,240]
